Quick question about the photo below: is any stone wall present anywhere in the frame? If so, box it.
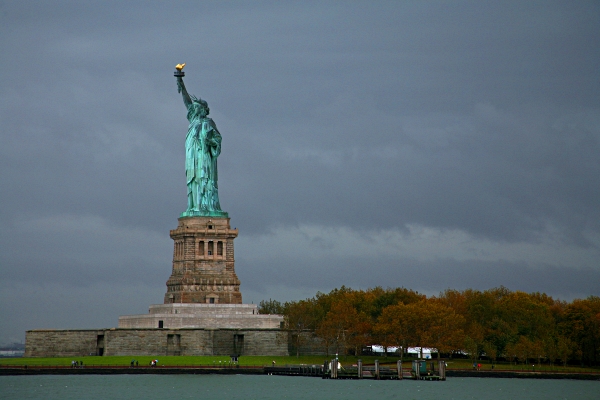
[102,329,175,356]
[25,330,100,357]
[118,303,284,330]
[244,330,289,355]
[25,328,288,357]
[212,329,288,356]
[288,331,338,356]
[118,313,283,330]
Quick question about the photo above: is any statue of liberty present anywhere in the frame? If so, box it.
[175,64,227,217]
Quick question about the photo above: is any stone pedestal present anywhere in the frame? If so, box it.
[165,216,242,304]
[118,303,283,329]
[116,214,284,344]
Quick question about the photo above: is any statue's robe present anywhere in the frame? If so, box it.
[184,105,222,214]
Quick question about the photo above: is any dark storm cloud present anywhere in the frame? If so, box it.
[0,1,599,343]
[240,253,600,302]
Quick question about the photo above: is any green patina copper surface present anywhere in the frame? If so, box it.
[176,70,227,218]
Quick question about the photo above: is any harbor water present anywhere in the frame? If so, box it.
[1,374,598,400]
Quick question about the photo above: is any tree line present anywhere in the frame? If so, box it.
[258,286,600,366]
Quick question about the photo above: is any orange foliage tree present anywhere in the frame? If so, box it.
[266,286,599,365]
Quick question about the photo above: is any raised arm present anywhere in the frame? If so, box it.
[176,77,192,108]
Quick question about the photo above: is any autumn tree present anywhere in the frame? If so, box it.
[555,336,574,367]
[268,285,597,365]
[373,302,413,363]
[375,299,465,359]
[418,299,466,358]
[315,293,372,356]
[561,297,600,366]
[258,298,285,315]
[506,336,535,365]
[285,299,319,357]
[463,336,478,364]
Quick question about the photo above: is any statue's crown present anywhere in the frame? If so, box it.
[191,95,208,107]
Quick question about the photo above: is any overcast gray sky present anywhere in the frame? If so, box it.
[1,0,599,345]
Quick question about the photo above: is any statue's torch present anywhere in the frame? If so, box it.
[174,63,186,78]
[174,63,185,93]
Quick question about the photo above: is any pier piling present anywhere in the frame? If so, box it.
[397,360,403,380]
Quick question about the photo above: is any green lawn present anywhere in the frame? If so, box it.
[1,355,395,367]
[0,355,338,367]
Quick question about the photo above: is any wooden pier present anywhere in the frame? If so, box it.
[264,359,446,381]
[411,359,447,381]
[264,364,324,377]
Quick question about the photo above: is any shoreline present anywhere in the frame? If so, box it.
[446,370,600,380]
[1,365,599,380]
[0,365,262,376]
